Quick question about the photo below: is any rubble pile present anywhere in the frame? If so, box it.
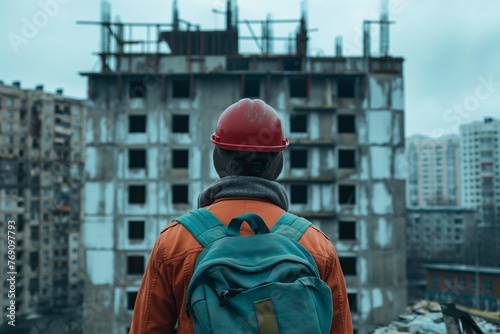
[372,300,500,334]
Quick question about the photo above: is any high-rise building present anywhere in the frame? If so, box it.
[460,117,500,266]
[406,134,461,207]
[81,3,406,333]
[0,83,86,326]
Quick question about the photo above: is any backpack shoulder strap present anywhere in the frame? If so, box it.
[271,212,311,242]
[176,208,227,247]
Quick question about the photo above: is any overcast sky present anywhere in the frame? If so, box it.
[1,0,500,137]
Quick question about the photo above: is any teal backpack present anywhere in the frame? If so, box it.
[177,208,333,334]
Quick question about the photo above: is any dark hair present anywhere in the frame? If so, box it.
[221,149,278,177]
[213,147,283,180]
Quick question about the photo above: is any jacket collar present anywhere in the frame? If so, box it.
[198,176,289,211]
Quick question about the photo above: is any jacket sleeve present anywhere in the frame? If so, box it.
[325,245,353,334]
[129,235,177,334]
[299,225,353,333]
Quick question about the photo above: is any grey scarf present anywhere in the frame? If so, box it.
[198,176,289,211]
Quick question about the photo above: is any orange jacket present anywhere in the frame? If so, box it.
[130,198,353,333]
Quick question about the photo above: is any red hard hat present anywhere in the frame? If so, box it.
[210,98,289,152]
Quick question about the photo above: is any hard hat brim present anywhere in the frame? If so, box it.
[210,134,289,152]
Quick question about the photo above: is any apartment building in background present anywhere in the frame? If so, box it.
[406,134,461,207]
[81,2,406,333]
[406,207,478,300]
[460,117,500,266]
[0,82,85,326]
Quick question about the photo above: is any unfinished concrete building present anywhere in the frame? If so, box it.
[81,1,406,333]
[0,82,86,326]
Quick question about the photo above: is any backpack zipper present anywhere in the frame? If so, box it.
[218,289,244,306]
[186,288,245,317]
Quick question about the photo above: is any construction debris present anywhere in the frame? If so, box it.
[372,300,500,334]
